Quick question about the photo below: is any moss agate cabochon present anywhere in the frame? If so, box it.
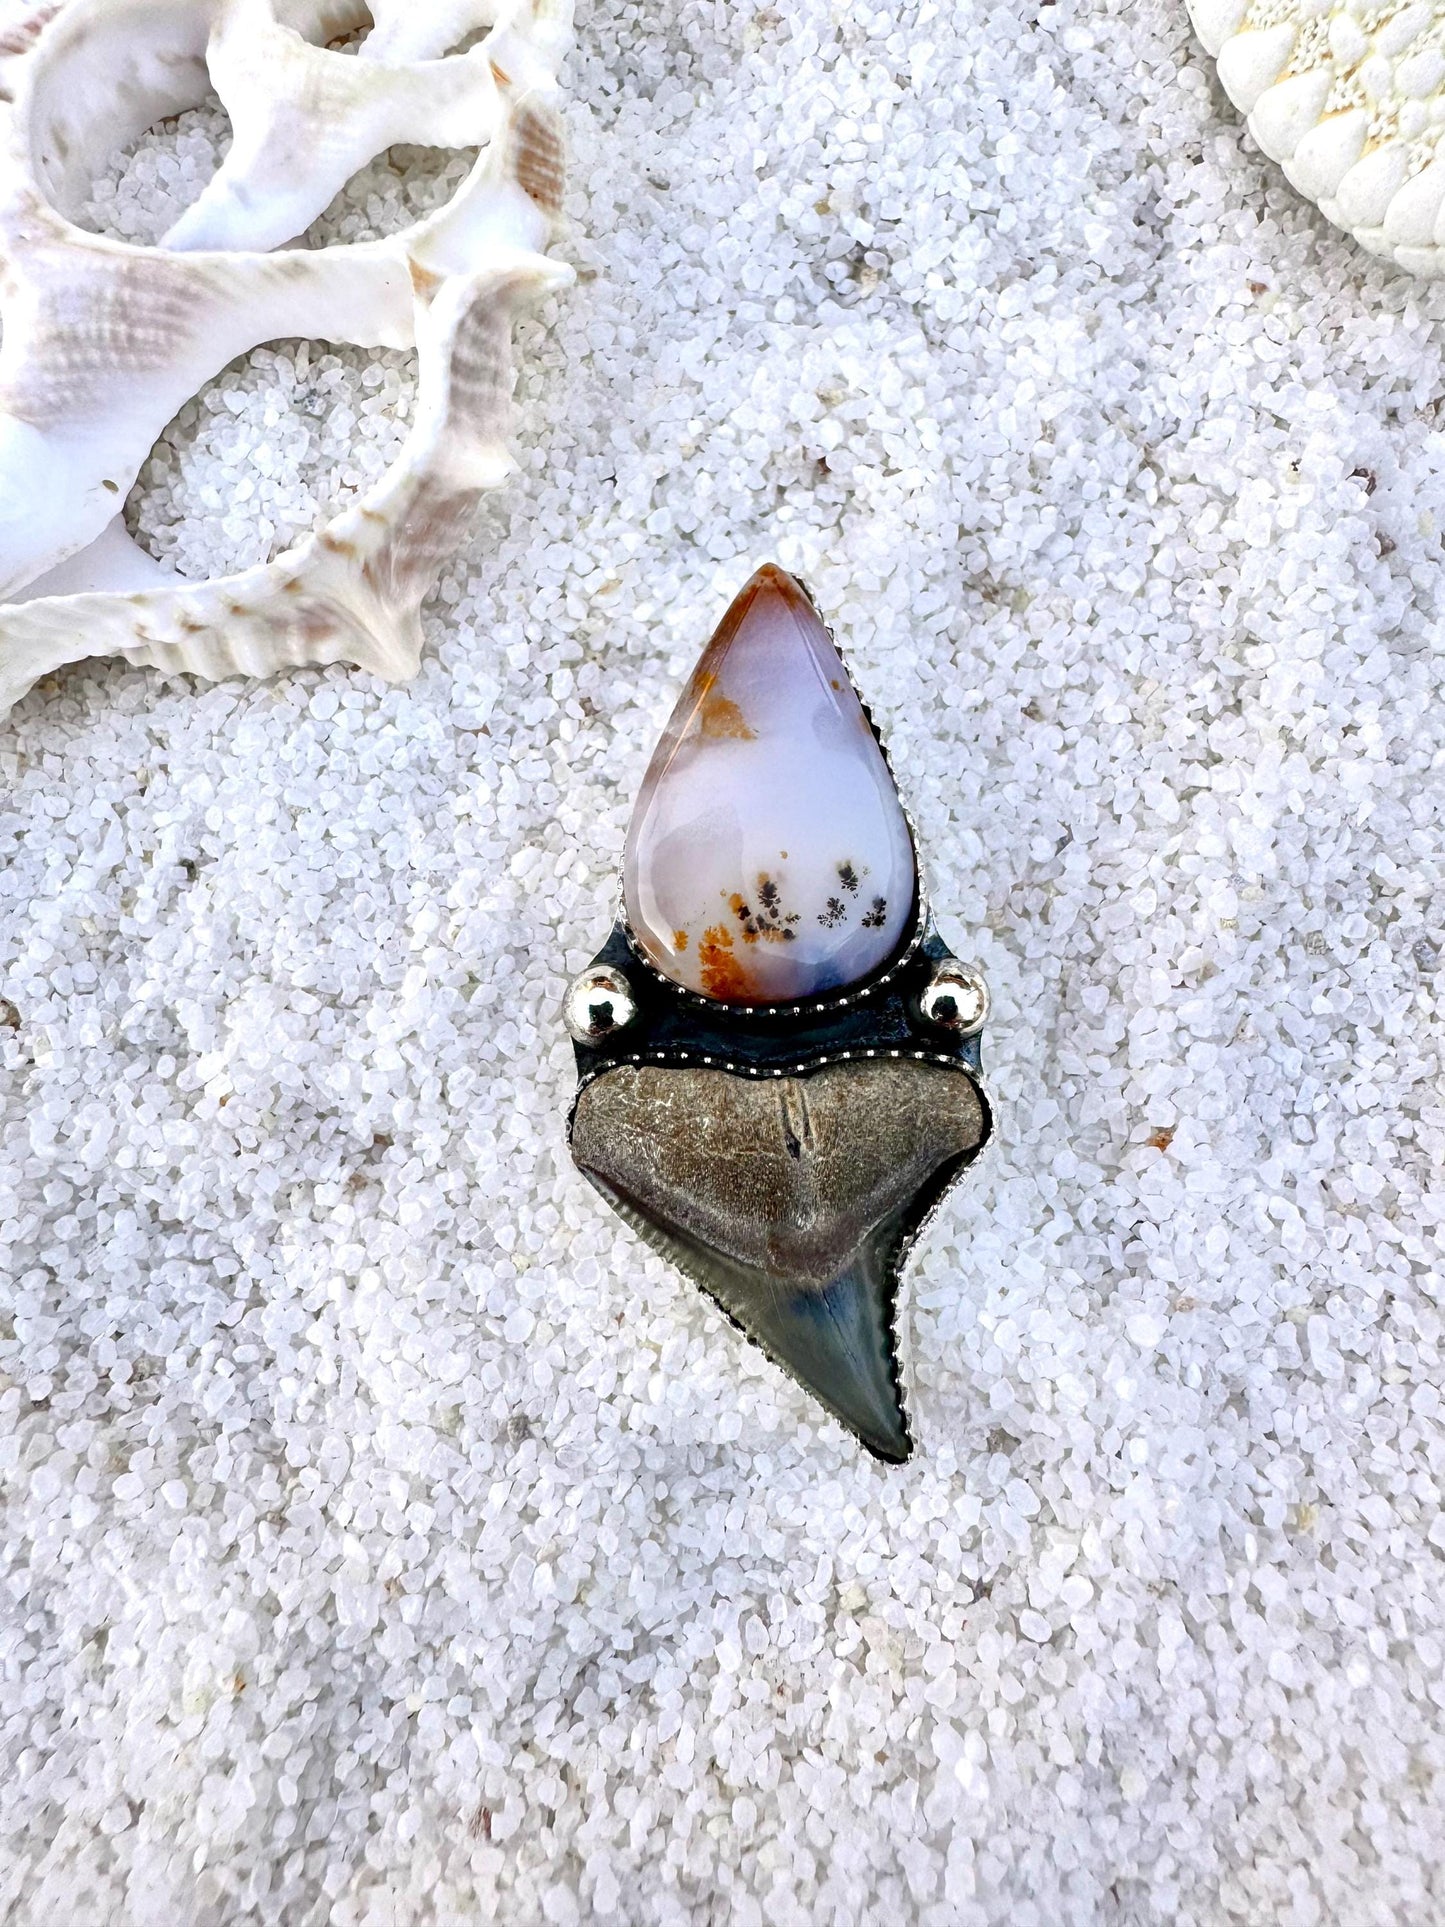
[622,565,917,1004]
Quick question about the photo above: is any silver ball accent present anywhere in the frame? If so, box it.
[564,966,637,1045]
[918,960,988,1036]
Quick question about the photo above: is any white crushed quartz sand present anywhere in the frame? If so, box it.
[2,0,1445,1920]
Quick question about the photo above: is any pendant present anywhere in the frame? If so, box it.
[564,565,993,1461]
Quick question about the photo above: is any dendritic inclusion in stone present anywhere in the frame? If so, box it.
[622,565,918,1004]
[571,1058,989,1462]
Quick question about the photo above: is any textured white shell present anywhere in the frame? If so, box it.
[1192,0,1445,272]
[0,0,573,720]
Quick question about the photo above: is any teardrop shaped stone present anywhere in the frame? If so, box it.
[623,565,917,1003]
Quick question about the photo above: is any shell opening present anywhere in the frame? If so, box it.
[28,3,216,222]
[124,342,419,582]
[72,92,233,246]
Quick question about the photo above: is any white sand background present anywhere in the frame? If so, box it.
[2,0,1444,1920]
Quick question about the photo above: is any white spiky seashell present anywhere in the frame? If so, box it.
[1191,0,1445,272]
[0,0,574,721]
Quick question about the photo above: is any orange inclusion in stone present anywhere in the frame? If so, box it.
[698,694,755,740]
[698,925,752,999]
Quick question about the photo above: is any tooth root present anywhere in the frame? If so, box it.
[1250,67,1335,163]
[1284,109,1370,201]
[1215,23,1298,114]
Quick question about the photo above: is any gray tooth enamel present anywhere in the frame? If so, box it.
[569,1059,988,1461]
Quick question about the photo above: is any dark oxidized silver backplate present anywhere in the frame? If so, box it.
[566,920,993,1462]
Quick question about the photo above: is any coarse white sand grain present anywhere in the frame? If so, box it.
[2,0,1444,1923]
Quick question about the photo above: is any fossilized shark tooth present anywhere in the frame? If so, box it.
[1191,0,1445,273]
[571,1058,989,1463]
[0,0,572,720]
[565,568,995,1461]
